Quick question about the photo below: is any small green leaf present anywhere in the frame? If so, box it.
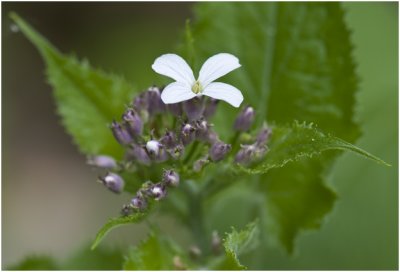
[242,122,389,174]
[212,221,260,270]
[8,255,59,270]
[123,231,185,270]
[10,13,135,158]
[91,212,149,250]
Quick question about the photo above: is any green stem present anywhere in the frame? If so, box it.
[183,141,200,165]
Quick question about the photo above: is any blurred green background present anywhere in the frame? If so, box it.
[2,2,397,269]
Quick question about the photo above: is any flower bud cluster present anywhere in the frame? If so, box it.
[87,86,271,215]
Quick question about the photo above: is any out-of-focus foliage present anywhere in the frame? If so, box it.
[10,13,135,159]
[8,255,59,270]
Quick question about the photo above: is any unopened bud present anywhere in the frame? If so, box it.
[122,109,143,137]
[128,144,151,165]
[146,140,161,156]
[150,183,167,201]
[211,231,222,255]
[111,120,132,145]
[160,131,177,149]
[235,144,268,165]
[163,170,180,187]
[183,97,205,121]
[209,141,231,162]
[87,155,117,169]
[181,123,196,145]
[167,143,185,160]
[203,98,219,119]
[193,157,209,172]
[131,196,147,210]
[147,86,165,115]
[234,106,255,132]
[99,172,124,193]
[256,126,272,146]
[121,204,133,216]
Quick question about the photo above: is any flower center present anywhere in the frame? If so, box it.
[191,81,202,94]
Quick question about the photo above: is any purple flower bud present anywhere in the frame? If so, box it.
[127,144,151,165]
[122,109,143,137]
[111,120,133,145]
[181,123,196,145]
[193,157,209,172]
[167,103,183,116]
[99,172,124,193]
[155,148,169,163]
[133,93,148,112]
[146,140,161,156]
[183,97,205,121]
[256,126,272,146]
[234,106,255,132]
[150,183,167,201]
[234,144,268,165]
[87,155,117,169]
[147,86,165,115]
[163,170,180,187]
[121,204,133,216]
[160,131,177,149]
[131,195,147,210]
[203,98,219,119]
[209,141,231,162]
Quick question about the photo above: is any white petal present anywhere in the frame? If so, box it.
[198,53,241,87]
[152,54,195,85]
[202,82,244,108]
[161,82,196,104]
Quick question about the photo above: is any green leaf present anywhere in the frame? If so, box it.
[10,13,135,158]
[188,2,385,253]
[91,212,149,250]
[123,231,185,270]
[242,122,388,174]
[211,221,260,270]
[8,255,59,270]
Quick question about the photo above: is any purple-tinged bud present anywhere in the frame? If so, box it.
[133,93,148,112]
[147,86,165,115]
[87,155,117,169]
[163,170,180,187]
[99,172,124,193]
[146,140,161,156]
[209,141,231,162]
[167,103,183,116]
[128,144,151,165]
[122,109,143,137]
[203,98,219,119]
[234,106,255,132]
[121,204,133,216]
[189,246,202,259]
[193,157,209,172]
[183,97,205,121]
[160,131,177,149]
[181,123,196,145]
[131,195,147,210]
[150,183,167,201]
[256,126,272,146]
[155,148,169,163]
[234,144,268,165]
[111,120,133,145]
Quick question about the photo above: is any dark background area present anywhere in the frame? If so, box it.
[2,2,398,269]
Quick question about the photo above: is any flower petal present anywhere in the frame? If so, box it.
[198,53,241,87]
[152,54,195,85]
[161,82,196,104]
[202,82,244,108]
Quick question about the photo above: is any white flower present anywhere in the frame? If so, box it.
[152,53,243,107]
